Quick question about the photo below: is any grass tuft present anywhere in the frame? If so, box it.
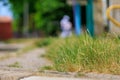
[39,66,54,71]
[36,37,53,47]
[46,35,120,74]
[8,62,22,68]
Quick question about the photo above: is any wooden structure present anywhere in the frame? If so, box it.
[68,0,94,36]
[0,16,12,40]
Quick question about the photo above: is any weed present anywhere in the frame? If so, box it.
[39,66,53,71]
[36,38,53,47]
[8,62,22,68]
[46,35,120,74]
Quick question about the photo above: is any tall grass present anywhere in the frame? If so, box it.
[46,35,120,74]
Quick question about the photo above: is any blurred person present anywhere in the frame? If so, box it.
[60,15,72,38]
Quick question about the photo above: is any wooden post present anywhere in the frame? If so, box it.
[86,0,94,36]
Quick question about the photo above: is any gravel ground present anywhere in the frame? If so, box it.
[0,45,120,80]
[0,48,51,71]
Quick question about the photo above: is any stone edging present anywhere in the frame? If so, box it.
[37,70,120,80]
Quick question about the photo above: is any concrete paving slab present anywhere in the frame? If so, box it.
[20,76,94,80]
[0,69,34,80]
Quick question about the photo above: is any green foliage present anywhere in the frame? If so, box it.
[9,0,72,36]
[9,0,23,15]
[36,38,53,47]
[8,62,22,68]
[40,66,53,71]
[9,0,35,15]
[46,35,120,74]
[34,0,72,36]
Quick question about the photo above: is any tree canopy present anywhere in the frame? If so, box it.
[9,0,73,36]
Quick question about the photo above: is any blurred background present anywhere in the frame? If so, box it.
[0,0,73,40]
[0,0,120,40]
